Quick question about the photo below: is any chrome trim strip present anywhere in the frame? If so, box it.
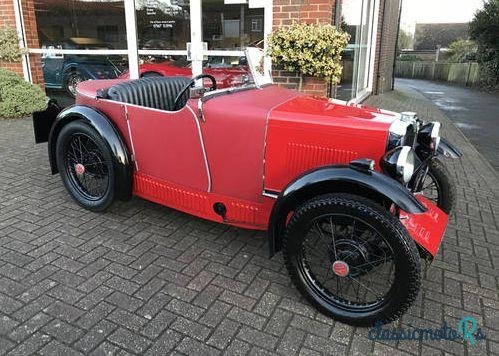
[262,191,279,199]
[124,105,139,171]
[186,105,212,192]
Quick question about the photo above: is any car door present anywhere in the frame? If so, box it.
[126,103,210,192]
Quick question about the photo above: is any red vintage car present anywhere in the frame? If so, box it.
[119,58,250,89]
[33,48,461,326]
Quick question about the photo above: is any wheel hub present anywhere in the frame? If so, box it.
[332,260,349,277]
[74,163,85,175]
[331,239,371,277]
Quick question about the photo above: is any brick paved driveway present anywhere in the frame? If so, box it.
[0,91,497,355]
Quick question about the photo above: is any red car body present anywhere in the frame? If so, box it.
[33,66,463,325]
[119,61,249,88]
[64,79,448,257]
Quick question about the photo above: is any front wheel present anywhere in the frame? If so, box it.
[283,193,421,326]
[421,158,456,214]
[56,120,116,212]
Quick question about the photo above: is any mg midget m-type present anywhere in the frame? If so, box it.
[33,48,462,326]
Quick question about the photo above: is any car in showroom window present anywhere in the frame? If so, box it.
[41,37,127,98]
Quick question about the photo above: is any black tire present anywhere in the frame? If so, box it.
[141,72,163,78]
[65,71,85,98]
[56,120,115,212]
[423,158,456,214]
[283,193,421,326]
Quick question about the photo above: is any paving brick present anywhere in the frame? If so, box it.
[5,332,51,356]
[108,327,151,354]
[171,316,211,341]
[43,300,84,323]
[228,307,267,330]
[73,320,117,354]
[39,340,84,356]
[176,337,221,356]
[207,319,240,349]
[140,310,176,339]
[144,329,182,355]
[223,338,251,355]
[236,325,279,350]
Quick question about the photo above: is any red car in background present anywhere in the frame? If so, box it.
[119,58,250,89]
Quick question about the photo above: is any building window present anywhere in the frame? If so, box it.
[136,0,191,50]
[202,0,264,50]
[336,0,376,101]
[251,18,263,32]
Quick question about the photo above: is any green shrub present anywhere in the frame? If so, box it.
[469,0,499,90]
[0,26,26,62]
[447,39,477,63]
[267,22,349,84]
[0,68,48,119]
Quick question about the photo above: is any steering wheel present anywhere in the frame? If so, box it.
[173,74,217,111]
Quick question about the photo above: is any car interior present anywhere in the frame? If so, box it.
[97,77,192,111]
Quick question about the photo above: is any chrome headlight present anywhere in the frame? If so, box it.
[381,146,416,183]
[387,119,417,151]
[417,122,441,151]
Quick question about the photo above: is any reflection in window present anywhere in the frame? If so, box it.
[32,1,128,106]
[336,0,374,101]
[201,56,252,88]
[136,0,190,50]
[34,0,127,49]
[202,0,264,50]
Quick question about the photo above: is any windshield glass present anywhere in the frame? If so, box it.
[245,47,273,87]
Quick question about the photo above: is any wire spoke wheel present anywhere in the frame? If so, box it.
[283,194,421,326]
[300,214,395,310]
[66,72,83,97]
[64,133,109,200]
[421,171,440,205]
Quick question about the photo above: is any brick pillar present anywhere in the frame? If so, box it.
[0,0,24,77]
[272,0,335,97]
[21,0,44,87]
[372,0,401,95]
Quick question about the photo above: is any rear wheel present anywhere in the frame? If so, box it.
[283,193,421,326]
[56,120,115,211]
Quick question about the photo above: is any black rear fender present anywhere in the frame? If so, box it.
[47,105,133,200]
[267,165,426,257]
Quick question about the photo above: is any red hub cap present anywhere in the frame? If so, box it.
[332,260,349,277]
[74,163,85,175]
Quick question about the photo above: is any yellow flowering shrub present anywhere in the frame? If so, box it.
[0,26,26,62]
[268,23,349,84]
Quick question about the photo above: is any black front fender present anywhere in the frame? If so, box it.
[437,137,462,158]
[48,105,133,200]
[267,166,426,257]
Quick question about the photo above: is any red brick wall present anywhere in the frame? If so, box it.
[21,0,44,87]
[272,0,335,97]
[0,0,24,77]
[0,0,44,87]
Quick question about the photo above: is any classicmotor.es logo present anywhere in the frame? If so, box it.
[368,316,487,345]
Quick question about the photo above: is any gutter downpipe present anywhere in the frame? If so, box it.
[375,0,387,95]
[392,0,404,90]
